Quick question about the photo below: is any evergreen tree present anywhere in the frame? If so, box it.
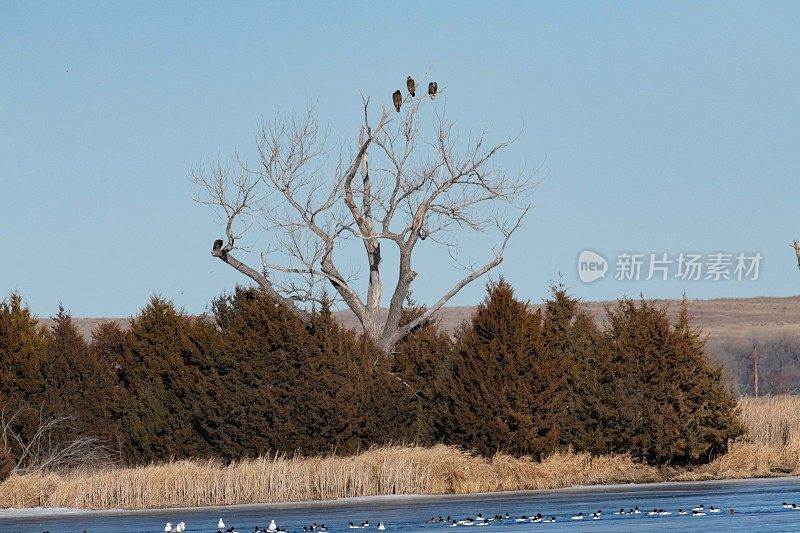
[209,287,317,457]
[604,298,743,465]
[39,306,120,450]
[391,301,453,444]
[543,287,615,455]
[0,292,49,462]
[441,279,568,458]
[0,292,47,403]
[120,296,218,463]
[669,298,743,462]
[210,288,423,457]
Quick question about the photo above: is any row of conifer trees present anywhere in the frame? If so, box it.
[0,279,742,480]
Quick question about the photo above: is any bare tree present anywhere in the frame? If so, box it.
[194,86,532,353]
[0,405,114,474]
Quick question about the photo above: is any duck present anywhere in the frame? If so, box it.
[678,509,687,515]
[709,506,722,513]
[633,507,641,514]
[782,502,796,509]
[592,513,601,520]
[547,516,557,523]
[531,513,543,523]
[377,523,385,531]
[164,523,173,533]
[614,508,626,515]
[692,510,706,516]
[691,505,704,512]
[647,508,660,516]
[515,516,528,523]
[571,512,584,520]
[267,520,278,532]
[176,523,186,533]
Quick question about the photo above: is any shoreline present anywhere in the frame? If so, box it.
[2,476,798,519]
[1,396,798,513]
[0,441,796,511]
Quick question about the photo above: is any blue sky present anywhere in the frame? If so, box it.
[2,1,799,317]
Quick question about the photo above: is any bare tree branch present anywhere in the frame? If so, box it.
[0,404,116,474]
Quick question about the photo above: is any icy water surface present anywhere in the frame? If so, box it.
[2,477,800,532]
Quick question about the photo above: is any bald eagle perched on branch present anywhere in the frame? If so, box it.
[212,239,224,252]
[406,76,416,97]
[428,81,438,99]
[392,90,402,112]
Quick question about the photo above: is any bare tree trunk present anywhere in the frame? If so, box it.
[793,240,800,271]
[753,345,760,398]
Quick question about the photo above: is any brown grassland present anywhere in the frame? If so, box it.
[1,395,799,510]
[45,295,800,341]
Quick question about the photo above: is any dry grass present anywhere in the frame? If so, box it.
[674,395,800,481]
[0,447,659,510]
[738,395,800,446]
[2,396,799,510]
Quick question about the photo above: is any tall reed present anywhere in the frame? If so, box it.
[696,395,800,479]
[0,447,658,510]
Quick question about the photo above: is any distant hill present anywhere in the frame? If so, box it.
[39,294,800,342]
[335,295,800,341]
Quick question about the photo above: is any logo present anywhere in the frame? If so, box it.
[578,250,608,283]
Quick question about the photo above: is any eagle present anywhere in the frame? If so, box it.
[406,76,416,97]
[212,239,224,252]
[428,81,438,99]
[392,89,402,112]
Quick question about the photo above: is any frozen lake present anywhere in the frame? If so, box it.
[2,476,800,532]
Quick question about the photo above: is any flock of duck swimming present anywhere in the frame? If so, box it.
[425,502,800,526]
[164,519,387,532]
[423,505,728,526]
[159,502,800,532]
